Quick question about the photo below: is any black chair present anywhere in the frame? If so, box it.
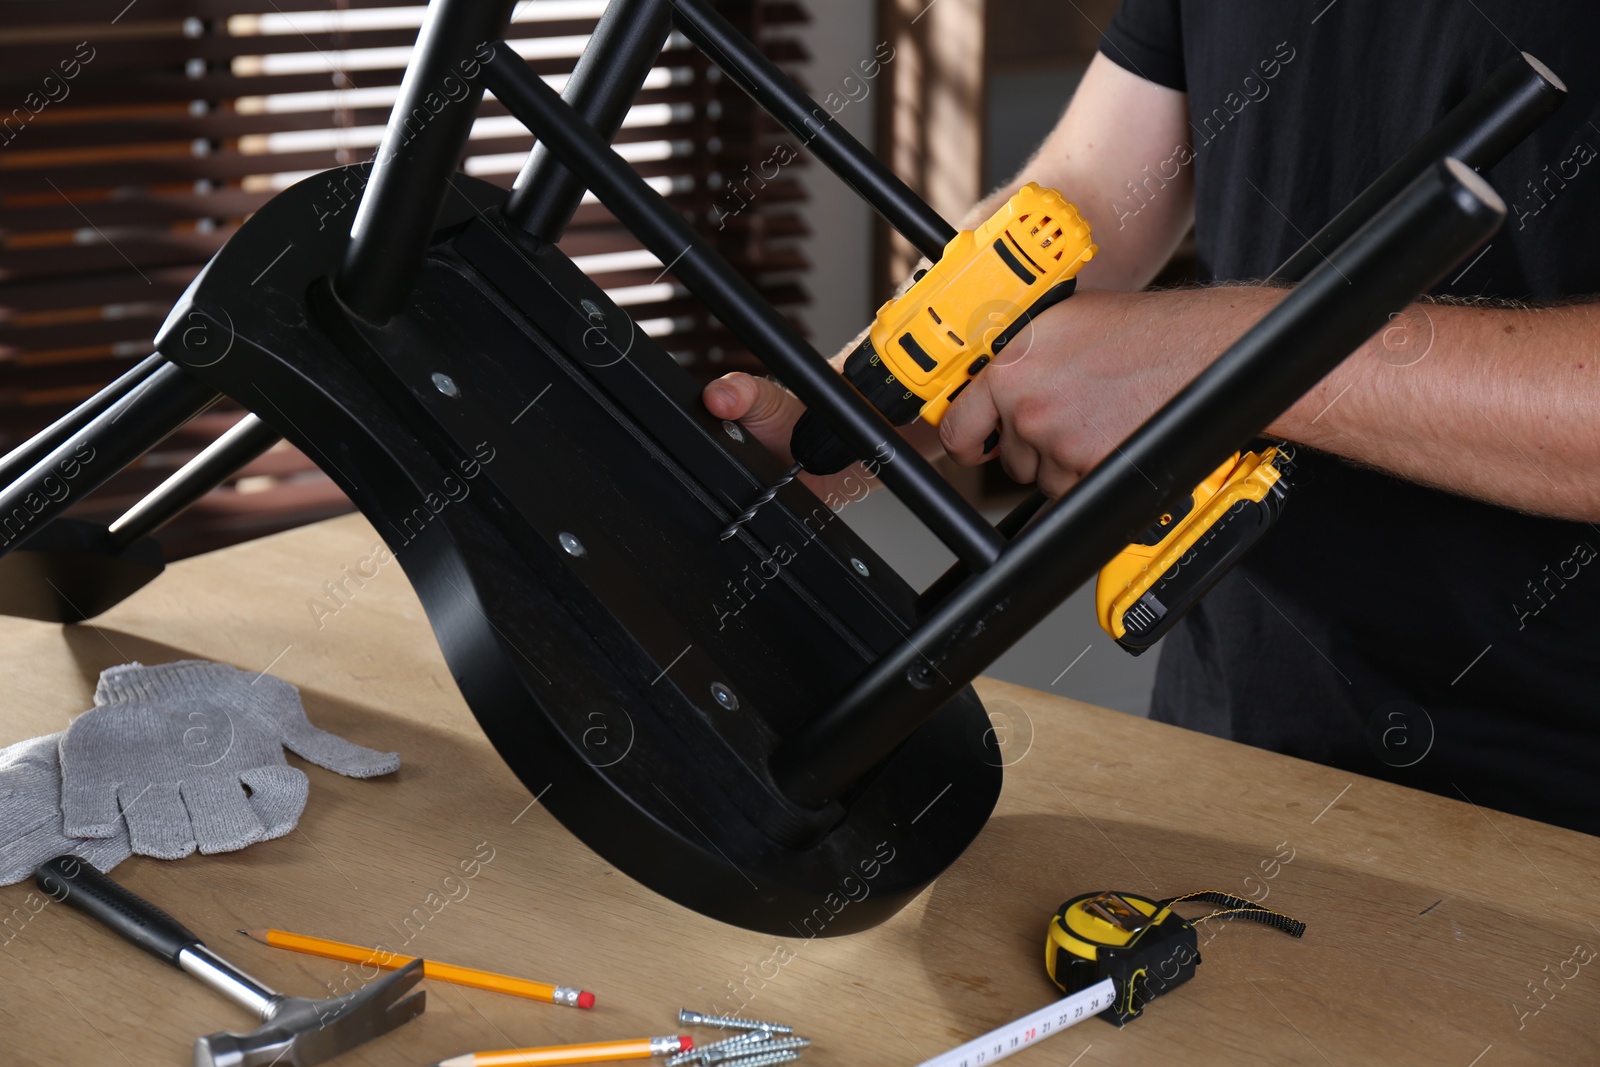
[0,0,1557,933]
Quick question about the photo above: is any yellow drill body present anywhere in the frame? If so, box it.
[867,181,1098,425]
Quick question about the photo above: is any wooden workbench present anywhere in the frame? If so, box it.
[2,515,1595,1065]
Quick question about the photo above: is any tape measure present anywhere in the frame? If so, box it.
[1045,890,1306,1025]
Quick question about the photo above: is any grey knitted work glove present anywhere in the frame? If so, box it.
[0,732,131,886]
[60,660,399,859]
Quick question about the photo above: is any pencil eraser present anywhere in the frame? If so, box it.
[577,991,596,1010]
[679,1036,693,1051]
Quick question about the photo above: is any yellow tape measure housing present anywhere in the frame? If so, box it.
[1046,890,1307,1026]
[1046,891,1199,1025]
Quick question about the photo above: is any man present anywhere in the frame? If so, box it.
[704,3,1600,834]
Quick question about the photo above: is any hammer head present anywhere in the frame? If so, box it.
[194,958,426,1067]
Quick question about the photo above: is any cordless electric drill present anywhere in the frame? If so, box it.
[790,182,1097,473]
[782,182,1290,653]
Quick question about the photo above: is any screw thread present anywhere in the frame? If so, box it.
[708,1036,810,1063]
[702,1031,772,1053]
[719,463,802,540]
[678,1009,794,1034]
[715,1051,802,1067]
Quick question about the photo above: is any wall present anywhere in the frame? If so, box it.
[789,0,881,355]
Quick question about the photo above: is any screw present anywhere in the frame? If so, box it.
[715,1051,801,1067]
[849,557,870,577]
[702,1030,772,1053]
[678,1010,792,1035]
[722,420,746,443]
[708,1037,810,1064]
[558,532,586,558]
[709,683,739,712]
[669,1030,769,1066]
[431,372,460,398]
[907,661,937,689]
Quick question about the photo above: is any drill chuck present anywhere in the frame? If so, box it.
[790,337,923,474]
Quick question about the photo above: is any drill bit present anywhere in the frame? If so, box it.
[719,463,802,541]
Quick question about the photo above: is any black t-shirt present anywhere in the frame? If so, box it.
[1098,1,1600,833]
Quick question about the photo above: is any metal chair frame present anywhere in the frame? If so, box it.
[0,1,1559,933]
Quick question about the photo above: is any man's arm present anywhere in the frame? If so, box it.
[963,53,1193,291]
[1283,295,1600,520]
[938,286,1600,522]
[702,54,1196,481]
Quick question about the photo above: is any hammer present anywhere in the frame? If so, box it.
[37,855,425,1066]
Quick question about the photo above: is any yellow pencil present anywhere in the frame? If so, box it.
[240,928,595,1008]
[434,1036,692,1066]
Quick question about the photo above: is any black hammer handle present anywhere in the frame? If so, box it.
[37,854,202,965]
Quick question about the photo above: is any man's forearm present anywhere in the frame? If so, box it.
[962,54,1195,293]
[1269,297,1600,521]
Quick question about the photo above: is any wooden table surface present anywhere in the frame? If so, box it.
[2,514,1595,1066]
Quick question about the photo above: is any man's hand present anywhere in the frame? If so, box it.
[939,287,1279,497]
[700,287,1273,505]
[702,372,803,460]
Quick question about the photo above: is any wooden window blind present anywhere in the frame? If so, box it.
[0,0,810,558]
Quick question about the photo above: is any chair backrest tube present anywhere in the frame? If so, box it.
[106,414,282,550]
[1271,51,1563,283]
[0,353,164,489]
[916,487,1049,614]
[480,44,1004,573]
[0,363,219,563]
[772,159,1506,807]
[335,0,516,322]
[669,0,958,263]
[505,0,675,240]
